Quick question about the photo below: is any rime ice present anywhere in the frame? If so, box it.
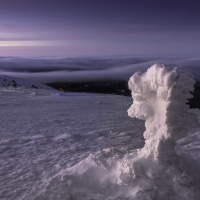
[128,64,198,160]
[128,64,200,199]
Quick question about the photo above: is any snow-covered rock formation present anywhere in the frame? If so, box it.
[128,63,200,199]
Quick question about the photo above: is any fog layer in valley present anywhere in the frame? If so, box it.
[1,56,200,83]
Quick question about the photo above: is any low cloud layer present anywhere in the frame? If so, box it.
[0,56,200,83]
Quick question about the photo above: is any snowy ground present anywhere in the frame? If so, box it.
[0,89,145,200]
[1,67,200,200]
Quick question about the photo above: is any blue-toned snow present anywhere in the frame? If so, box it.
[0,89,145,200]
[1,66,200,199]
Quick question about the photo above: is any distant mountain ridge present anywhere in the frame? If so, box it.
[0,74,52,90]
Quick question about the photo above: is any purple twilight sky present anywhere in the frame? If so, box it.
[0,0,200,57]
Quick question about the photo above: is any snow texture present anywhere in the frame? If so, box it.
[62,64,200,200]
[1,64,200,200]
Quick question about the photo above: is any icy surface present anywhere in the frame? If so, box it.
[1,65,200,200]
[0,89,145,200]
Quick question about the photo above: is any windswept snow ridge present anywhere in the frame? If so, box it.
[0,74,52,90]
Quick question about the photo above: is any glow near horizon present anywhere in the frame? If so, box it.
[0,40,83,47]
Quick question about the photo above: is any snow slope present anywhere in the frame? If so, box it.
[0,74,52,90]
